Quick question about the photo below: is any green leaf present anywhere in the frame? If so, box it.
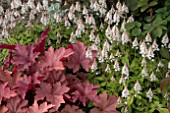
[155,7,167,13]
[125,22,136,31]
[149,1,157,7]
[127,96,134,106]
[137,0,148,7]
[152,27,162,38]
[157,108,169,113]
[141,5,149,12]
[134,21,142,27]
[143,23,151,30]
[132,28,142,36]
[100,82,106,87]
[160,48,170,59]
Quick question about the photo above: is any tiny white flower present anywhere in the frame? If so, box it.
[122,30,129,44]
[162,33,169,47]
[69,32,76,43]
[141,58,146,66]
[127,16,134,23]
[165,72,169,78]
[152,39,159,51]
[93,1,100,11]
[141,66,148,78]
[134,81,142,92]
[113,10,120,25]
[164,91,169,101]
[146,88,153,102]
[109,53,115,62]
[158,61,164,68]
[43,0,48,10]
[27,0,35,9]
[95,34,100,45]
[111,25,120,42]
[105,64,111,72]
[0,5,4,14]
[120,19,126,32]
[150,72,157,82]
[114,59,120,72]
[86,48,93,59]
[147,45,154,60]
[145,33,152,44]
[89,30,96,42]
[119,75,124,84]
[168,61,170,70]
[122,86,130,98]
[90,43,98,51]
[82,5,88,15]
[121,2,129,13]
[91,60,97,72]
[36,1,42,12]
[115,49,121,57]
[75,2,81,12]
[122,63,129,76]
[132,37,139,49]
[111,75,115,81]
[140,41,148,57]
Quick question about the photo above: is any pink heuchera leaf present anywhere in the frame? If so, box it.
[35,82,70,110]
[58,105,85,113]
[71,82,99,106]
[0,82,17,104]
[28,101,55,113]
[11,44,39,71]
[6,96,28,113]
[0,105,8,113]
[65,42,94,73]
[34,28,50,52]
[90,92,120,113]
[14,75,33,99]
[39,46,73,71]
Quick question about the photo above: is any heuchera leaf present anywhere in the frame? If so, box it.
[28,101,55,113]
[0,82,17,104]
[34,28,50,52]
[90,92,120,113]
[35,82,70,110]
[39,47,73,71]
[14,75,34,99]
[11,44,39,71]
[0,105,8,113]
[65,42,94,73]
[6,96,28,113]
[58,105,85,113]
[71,82,99,106]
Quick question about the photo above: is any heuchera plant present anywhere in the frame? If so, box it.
[0,28,119,113]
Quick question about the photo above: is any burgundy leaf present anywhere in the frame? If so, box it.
[0,44,16,50]
[34,28,50,52]
[6,96,28,113]
[0,82,17,104]
[14,75,34,99]
[90,92,120,113]
[58,104,85,113]
[11,44,39,71]
[71,82,99,106]
[35,82,70,110]
[28,101,55,113]
[0,105,8,113]
[65,42,94,73]
[39,46,73,71]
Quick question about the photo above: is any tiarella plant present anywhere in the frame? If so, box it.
[0,0,170,113]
